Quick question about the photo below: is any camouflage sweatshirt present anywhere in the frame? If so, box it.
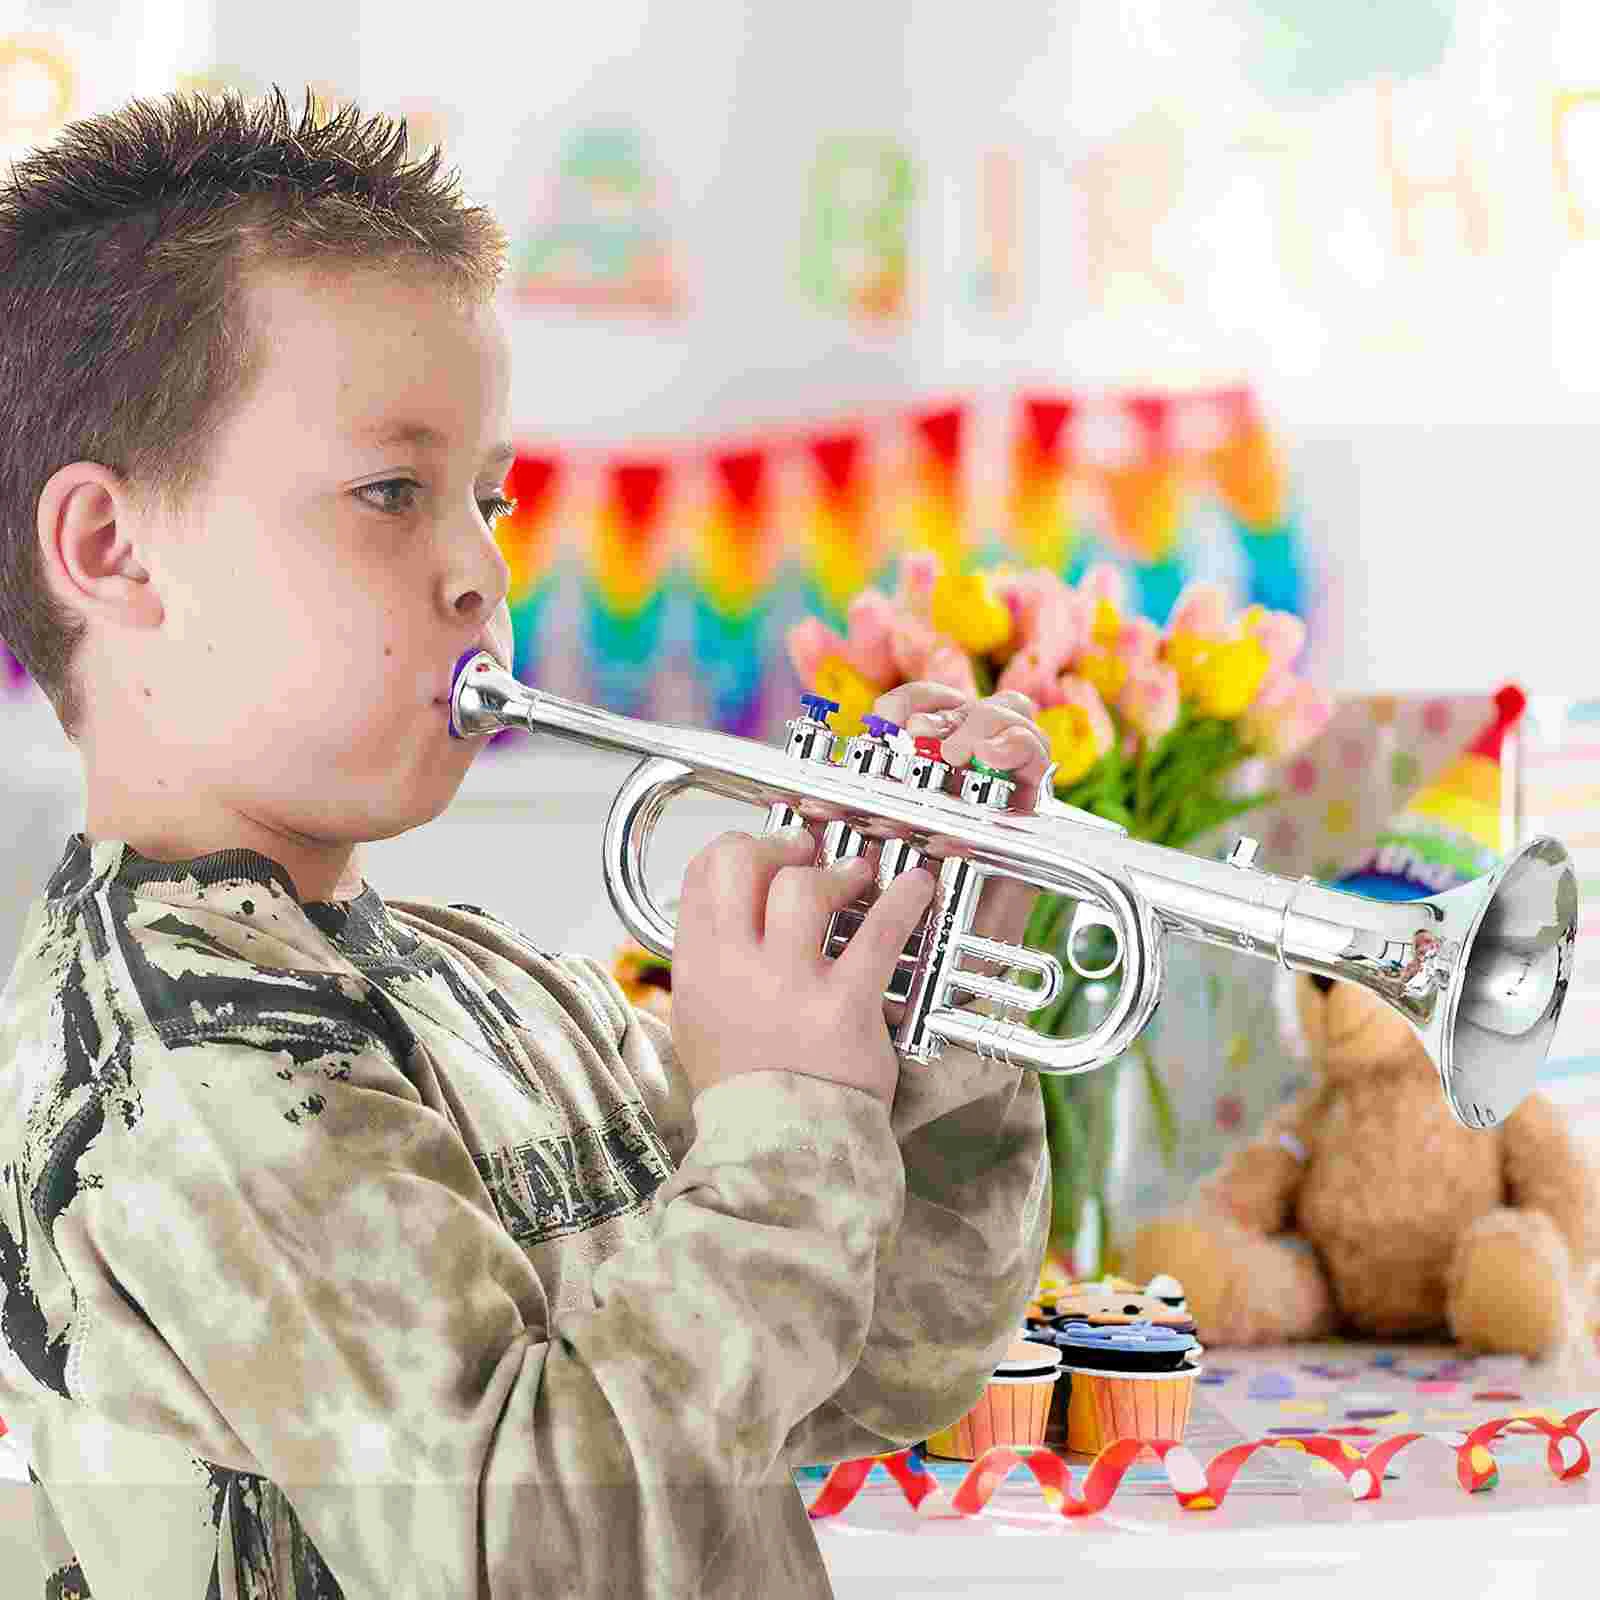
[0,834,1049,1598]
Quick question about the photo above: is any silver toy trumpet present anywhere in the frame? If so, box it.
[448,649,1577,1131]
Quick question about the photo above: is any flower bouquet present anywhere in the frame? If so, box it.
[613,551,1333,1276]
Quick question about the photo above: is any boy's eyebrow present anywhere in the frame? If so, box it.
[355,421,517,469]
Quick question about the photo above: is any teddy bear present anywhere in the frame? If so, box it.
[1127,971,1600,1360]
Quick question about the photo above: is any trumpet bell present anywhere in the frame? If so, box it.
[1441,836,1578,1130]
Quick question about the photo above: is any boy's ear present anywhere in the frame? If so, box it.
[37,462,162,629]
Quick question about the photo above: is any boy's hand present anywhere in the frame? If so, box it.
[670,829,936,1108]
[870,680,1052,947]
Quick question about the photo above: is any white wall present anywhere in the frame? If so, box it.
[5,0,1598,970]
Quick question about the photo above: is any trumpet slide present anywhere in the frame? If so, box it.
[448,649,1577,1132]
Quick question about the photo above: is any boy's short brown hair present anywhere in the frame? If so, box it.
[0,84,507,741]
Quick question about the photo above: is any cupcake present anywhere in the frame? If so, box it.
[923,1339,1064,1460]
[1045,1281,1196,1337]
[1025,1274,1194,1334]
[1049,1321,1202,1458]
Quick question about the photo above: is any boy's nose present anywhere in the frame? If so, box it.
[1309,974,1335,994]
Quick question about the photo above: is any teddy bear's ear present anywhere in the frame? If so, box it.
[1293,972,1330,1057]
[1322,978,1425,1068]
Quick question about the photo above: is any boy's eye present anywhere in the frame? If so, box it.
[355,478,518,525]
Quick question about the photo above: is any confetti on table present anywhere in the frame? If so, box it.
[1416,1381,1459,1394]
[1474,1391,1524,1403]
[1250,1372,1296,1399]
[1426,1410,1477,1423]
[1347,1407,1403,1420]
[1279,1399,1329,1415]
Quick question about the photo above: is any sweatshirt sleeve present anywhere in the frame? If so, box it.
[41,1016,908,1597]
[563,957,1052,1466]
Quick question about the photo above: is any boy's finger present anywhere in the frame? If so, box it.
[872,680,969,728]
[689,828,817,941]
[830,865,936,998]
[936,706,1050,783]
[763,856,875,962]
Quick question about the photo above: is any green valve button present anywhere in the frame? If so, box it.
[969,758,1008,777]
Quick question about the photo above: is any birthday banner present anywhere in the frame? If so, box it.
[468,384,1317,743]
[0,383,1314,734]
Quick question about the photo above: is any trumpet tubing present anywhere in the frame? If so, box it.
[448,650,1578,1131]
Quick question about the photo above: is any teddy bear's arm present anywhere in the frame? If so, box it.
[1191,1087,1321,1235]
[1500,1090,1600,1267]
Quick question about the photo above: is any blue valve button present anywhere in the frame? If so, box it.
[799,694,839,722]
[862,714,901,739]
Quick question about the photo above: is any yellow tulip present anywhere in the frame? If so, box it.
[1090,598,1121,650]
[814,655,883,739]
[1163,628,1214,698]
[930,572,1013,656]
[1077,649,1128,704]
[1191,635,1272,720]
[1036,704,1102,786]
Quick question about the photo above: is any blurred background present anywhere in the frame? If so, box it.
[5,0,1600,1249]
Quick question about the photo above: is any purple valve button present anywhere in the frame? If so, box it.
[862,714,901,739]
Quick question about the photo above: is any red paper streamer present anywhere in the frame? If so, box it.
[805,429,876,622]
[1008,395,1078,574]
[591,460,672,617]
[805,1407,1599,1521]
[494,454,564,605]
[697,447,776,618]
[902,403,968,572]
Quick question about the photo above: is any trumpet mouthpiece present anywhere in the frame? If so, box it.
[448,648,502,739]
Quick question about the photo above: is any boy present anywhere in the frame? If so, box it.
[0,87,1050,1597]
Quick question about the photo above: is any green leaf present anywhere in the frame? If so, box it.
[1134,1036,1180,1171]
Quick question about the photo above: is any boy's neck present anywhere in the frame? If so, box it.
[82,784,367,906]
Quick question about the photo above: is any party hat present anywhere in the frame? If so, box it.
[1332,685,1525,900]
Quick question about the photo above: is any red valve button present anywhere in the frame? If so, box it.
[912,735,945,762]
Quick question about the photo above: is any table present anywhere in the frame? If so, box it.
[806,1339,1600,1599]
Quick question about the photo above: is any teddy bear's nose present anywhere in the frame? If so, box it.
[1310,974,1335,994]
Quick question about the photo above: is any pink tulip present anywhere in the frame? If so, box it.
[1243,677,1334,758]
[843,589,901,684]
[996,646,1070,708]
[1077,563,1127,615]
[1112,614,1161,670]
[1120,661,1181,742]
[893,551,941,618]
[921,641,981,700]
[1166,580,1230,641]
[1249,665,1299,716]
[786,616,850,686]
[884,611,980,697]
[1005,571,1090,673]
[1058,674,1115,753]
[889,611,940,681]
[1242,607,1307,674]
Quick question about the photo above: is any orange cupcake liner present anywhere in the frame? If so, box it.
[1063,1364,1198,1459]
[924,1374,1060,1460]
